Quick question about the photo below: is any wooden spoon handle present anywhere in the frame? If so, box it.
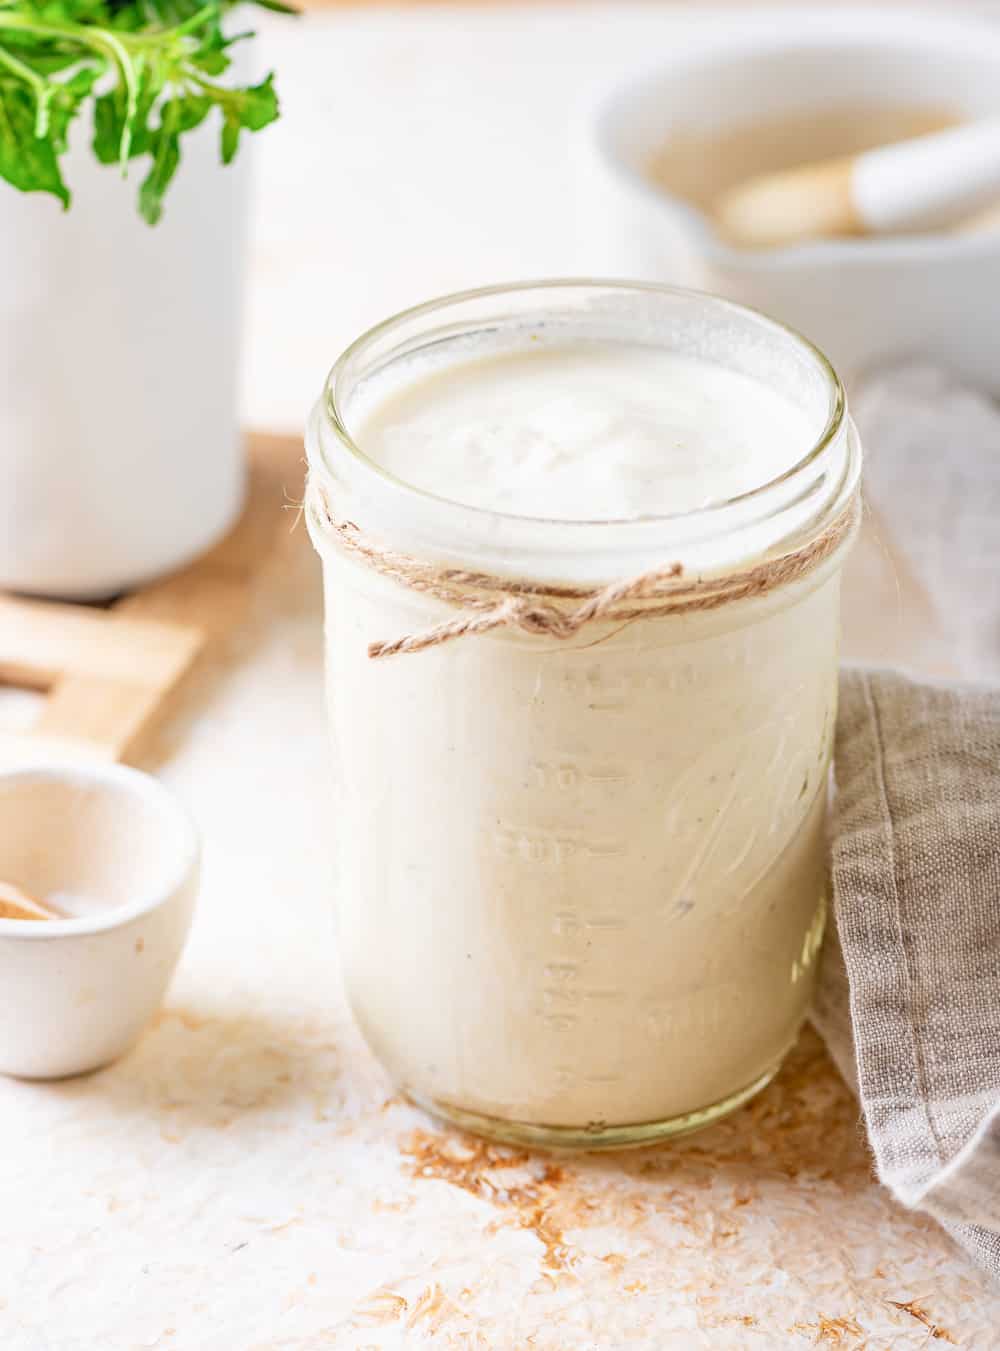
[0,881,61,921]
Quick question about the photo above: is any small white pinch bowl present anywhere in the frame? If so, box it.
[0,764,199,1079]
[583,6,1000,391]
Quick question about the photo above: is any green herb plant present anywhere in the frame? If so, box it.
[0,0,290,224]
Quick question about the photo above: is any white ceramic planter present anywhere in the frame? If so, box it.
[582,7,1000,392]
[0,111,250,599]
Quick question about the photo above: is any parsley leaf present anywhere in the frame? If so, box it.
[0,0,287,221]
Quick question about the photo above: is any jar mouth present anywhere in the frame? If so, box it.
[320,278,846,529]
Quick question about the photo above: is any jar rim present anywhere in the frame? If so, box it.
[319,278,846,530]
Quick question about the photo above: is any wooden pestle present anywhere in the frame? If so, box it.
[715,118,1000,248]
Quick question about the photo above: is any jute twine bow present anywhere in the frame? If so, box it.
[308,478,858,660]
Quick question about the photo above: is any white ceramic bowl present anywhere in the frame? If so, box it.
[0,764,199,1079]
[584,6,1000,390]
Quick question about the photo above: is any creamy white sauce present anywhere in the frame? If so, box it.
[356,342,814,519]
[317,337,847,1136]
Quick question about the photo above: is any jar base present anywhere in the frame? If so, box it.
[406,1061,782,1151]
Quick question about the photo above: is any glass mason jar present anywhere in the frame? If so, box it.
[306,282,861,1149]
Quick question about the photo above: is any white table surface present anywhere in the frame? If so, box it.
[243,2,797,433]
[5,7,1000,1349]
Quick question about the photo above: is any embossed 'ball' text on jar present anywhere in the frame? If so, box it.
[306,282,862,1149]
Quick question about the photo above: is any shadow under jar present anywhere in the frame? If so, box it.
[306,281,861,1149]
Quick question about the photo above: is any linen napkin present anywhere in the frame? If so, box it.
[815,668,1000,1278]
[813,365,1000,1280]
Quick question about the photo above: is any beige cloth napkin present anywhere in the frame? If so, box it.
[813,365,1000,1280]
[815,669,1000,1279]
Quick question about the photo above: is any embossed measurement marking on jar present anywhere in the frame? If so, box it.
[528,760,632,792]
[492,778,637,1093]
[548,1065,627,1091]
[641,982,748,1041]
[539,982,629,1087]
[552,637,756,702]
[493,824,626,866]
[552,912,627,935]
[541,987,626,1011]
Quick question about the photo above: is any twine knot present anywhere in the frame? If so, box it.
[307,479,858,660]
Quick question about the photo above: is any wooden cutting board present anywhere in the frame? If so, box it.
[0,433,304,768]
